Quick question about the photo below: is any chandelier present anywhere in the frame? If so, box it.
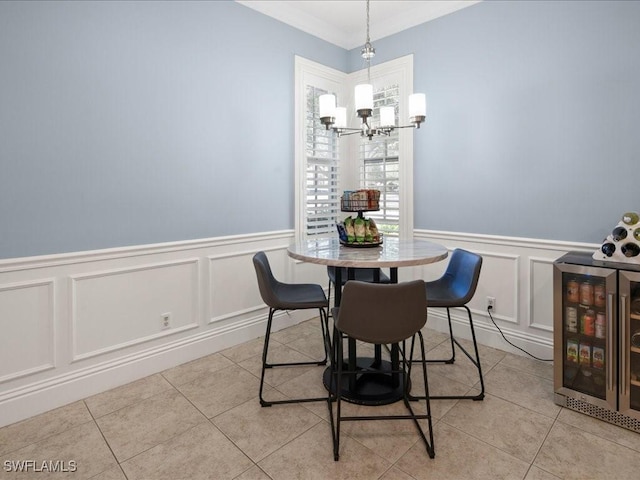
[319,0,426,140]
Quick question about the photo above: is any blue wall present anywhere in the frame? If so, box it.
[352,1,640,243]
[2,1,639,259]
[0,1,345,259]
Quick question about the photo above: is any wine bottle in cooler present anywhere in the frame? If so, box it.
[611,226,628,242]
[622,212,640,226]
[601,242,616,257]
[621,242,640,257]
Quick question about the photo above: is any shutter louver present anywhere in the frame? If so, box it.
[305,86,340,237]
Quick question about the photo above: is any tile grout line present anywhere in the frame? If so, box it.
[83,399,130,480]
[219,354,329,468]
[524,406,564,479]
[163,371,260,471]
[162,351,324,478]
[217,323,378,473]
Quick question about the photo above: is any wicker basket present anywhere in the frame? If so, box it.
[341,189,380,211]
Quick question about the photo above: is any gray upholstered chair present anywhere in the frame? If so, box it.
[253,251,330,407]
[414,248,485,400]
[328,280,435,461]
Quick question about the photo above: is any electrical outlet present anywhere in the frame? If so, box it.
[161,312,171,329]
[486,296,496,311]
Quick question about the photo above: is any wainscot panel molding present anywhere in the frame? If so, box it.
[0,230,327,428]
[414,230,599,361]
[0,279,55,383]
[208,246,289,326]
[70,259,201,361]
[0,229,599,426]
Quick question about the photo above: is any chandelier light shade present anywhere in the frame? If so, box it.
[354,84,374,114]
[409,93,427,125]
[335,107,347,129]
[319,0,426,140]
[319,94,336,120]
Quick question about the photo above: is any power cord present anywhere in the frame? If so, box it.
[487,305,553,362]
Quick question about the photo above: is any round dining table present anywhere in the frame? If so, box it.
[287,236,448,405]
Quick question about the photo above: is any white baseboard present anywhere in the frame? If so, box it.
[0,307,309,427]
[426,309,554,362]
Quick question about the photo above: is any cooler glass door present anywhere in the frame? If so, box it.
[619,271,640,420]
[554,263,616,410]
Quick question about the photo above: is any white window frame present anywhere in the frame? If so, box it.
[294,56,348,242]
[295,55,415,240]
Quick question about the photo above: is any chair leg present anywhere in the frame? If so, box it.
[463,305,485,400]
[329,334,343,461]
[318,307,330,364]
[260,307,331,407]
[399,333,435,458]
[331,333,435,462]
[417,331,435,457]
[410,306,484,401]
[444,308,456,363]
[259,308,276,407]
[420,308,455,364]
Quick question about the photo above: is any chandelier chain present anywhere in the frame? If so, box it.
[366,0,371,82]
[366,0,370,45]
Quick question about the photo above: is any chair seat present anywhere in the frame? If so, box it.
[273,283,327,310]
[327,266,390,285]
[424,280,467,308]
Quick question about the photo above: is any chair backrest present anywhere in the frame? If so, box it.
[443,249,483,304]
[335,280,427,344]
[252,251,281,309]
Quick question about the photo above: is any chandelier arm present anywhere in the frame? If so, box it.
[336,130,364,137]
[334,127,362,133]
[373,129,391,137]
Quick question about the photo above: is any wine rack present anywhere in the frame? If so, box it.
[593,212,640,265]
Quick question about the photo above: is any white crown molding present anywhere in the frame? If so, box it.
[236,1,481,50]
[237,1,353,49]
[342,0,482,49]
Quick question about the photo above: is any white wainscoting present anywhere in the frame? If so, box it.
[414,230,598,361]
[0,231,320,427]
[0,229,598,427]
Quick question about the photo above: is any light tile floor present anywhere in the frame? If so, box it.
[2,319,640,480]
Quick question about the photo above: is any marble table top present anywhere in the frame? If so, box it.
[287,236,448,268]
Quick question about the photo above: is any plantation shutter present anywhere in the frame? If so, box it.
[305,85,340,237]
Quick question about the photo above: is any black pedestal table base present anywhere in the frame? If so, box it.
[323,357,410,406]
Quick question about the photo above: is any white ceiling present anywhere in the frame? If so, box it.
[236,1,481,50]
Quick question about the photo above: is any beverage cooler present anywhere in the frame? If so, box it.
[554,251,640,432]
